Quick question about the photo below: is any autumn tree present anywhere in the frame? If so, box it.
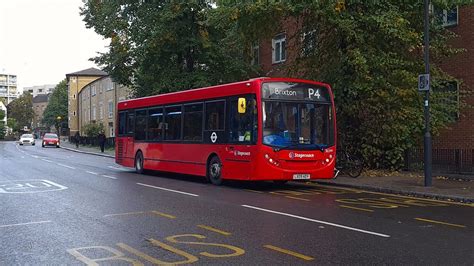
[81,0,259,97]
[42,80,68,131]
[7,93,34,132]
[216,0,469,169]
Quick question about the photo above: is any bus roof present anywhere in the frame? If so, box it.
[118,77,330,110]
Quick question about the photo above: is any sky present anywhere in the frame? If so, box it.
[0,0,109,90]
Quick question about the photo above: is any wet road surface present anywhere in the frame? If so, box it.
[0,141,473,265]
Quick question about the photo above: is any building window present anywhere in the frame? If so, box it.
[73,111,76,116]
[251,42,260,65]
[272,33,286,64]
[436,6,458,27]
[108,101,114,118]
[92,105,96,120]
[99,102,104,119]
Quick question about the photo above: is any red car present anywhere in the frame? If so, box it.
[42,133,60,148]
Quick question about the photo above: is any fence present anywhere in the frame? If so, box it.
[69,136,115,148]
[404,148,474,174]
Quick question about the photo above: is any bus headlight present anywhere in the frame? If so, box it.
[264,154,280,166]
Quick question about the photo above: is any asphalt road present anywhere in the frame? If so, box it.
[0,141,473,265]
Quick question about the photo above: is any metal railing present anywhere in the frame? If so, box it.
[405,148,474,174]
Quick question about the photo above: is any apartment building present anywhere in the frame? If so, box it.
[66,68,108,136]
[32,94,49,128]
[77,76,131,138]
[25,84,56,98]
[0,73,18,104]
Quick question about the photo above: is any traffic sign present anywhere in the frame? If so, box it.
[418,74,430,91]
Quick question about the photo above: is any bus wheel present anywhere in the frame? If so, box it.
[135,151,144,174]
[208,156,223,185]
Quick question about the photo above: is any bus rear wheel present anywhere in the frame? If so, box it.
[135,151,144,174]
[208,156,223,186]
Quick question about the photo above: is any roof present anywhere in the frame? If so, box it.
[66,67,108,77]
[32,94,49,103]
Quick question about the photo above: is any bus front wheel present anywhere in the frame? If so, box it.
[208,156,223,186]
[135,151,144,174]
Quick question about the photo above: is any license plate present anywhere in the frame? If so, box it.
[293,174,310,180]
[49,142,54,144]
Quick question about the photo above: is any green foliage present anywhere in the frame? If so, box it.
[83,122,105,138]
[42,80,69,131]
[0,110,5,139]
[6,93,34,132]
[218,0,468,169]
[7,118,17,131]
[81,0,259,97]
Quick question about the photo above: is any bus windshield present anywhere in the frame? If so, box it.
[262,82,334,149]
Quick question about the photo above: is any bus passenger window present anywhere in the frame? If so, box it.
[135,110,147,141]
[183,103,203,141]
[126,112,135,135]
[118,112,126,136]
[164,106,182,140]
[205,101,225,130]
[229,95,257,143]
[148,108,163,141]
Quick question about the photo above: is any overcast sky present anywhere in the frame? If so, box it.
[0,0,109,90]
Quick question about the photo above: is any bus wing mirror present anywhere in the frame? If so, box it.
[238,98,246,114]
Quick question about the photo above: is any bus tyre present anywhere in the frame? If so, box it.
[208,156,223,186]
[135,151,145,174]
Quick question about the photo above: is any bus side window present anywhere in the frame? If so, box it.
[205,101,225,131]
[228,95,257,143]
[118,112,127,136]
[127,112,135,136]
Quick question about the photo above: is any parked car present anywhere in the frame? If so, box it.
[19,134,35,146]
[42,133,60,148]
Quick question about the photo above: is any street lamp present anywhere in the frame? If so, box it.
[423,0,432,186]
[56,116,62,137]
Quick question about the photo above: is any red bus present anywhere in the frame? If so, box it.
[116,77,336,185]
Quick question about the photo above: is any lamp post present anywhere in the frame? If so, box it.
[56,116,62,137]
[423,0,432,187]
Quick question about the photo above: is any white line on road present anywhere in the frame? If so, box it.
[136,183,199,197]
[56,163,76,170]
[241,205,390,238]
[0,220,52,229]
[102,175,118,180]
[86,171,99,175]
[31,155,39,158]
[108,166,129,171]
[41,159,53,163]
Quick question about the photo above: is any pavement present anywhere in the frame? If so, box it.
[58,140,473,203]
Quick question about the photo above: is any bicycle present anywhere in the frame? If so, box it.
[335,149,364,178]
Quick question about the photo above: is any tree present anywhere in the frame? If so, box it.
[81,0,259,97]
[83,122,104,138]
[216,0,469,169]
[7,93,34,132]
[42,80,69,131]
[0,110,5,139]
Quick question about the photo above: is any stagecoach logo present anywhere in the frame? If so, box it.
[234,150,251,156]
[210,132,217,143]
[289,152,315,159]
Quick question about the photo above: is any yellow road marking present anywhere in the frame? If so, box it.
[103,211,146,217]
[339,205,374,212]
[151,211,176,219]
[264,245,314,261]
[244,189,264,194]
[415,218,466,228]
[285,196,310,201]
[197,225,231,236]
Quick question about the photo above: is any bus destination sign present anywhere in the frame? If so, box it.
[262,82,330,102]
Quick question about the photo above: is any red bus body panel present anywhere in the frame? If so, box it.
[116,77,337,181]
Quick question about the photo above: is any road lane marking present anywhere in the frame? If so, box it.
[57,163,75,169]
[285,196,310,201]
[242,205,390,238]
[86,171,99,175]
[108,166,129,171]
[263,245,314,261]
[415,218,466,228]
[104,211,147,217]
[136,183,199,197]
[197,225,231,236]
[151,211,176,219]
[102,175,118,180]
[244,189,264,194]
[41,159,53,163]
[339,205,374,212]
[0,220,52,228]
